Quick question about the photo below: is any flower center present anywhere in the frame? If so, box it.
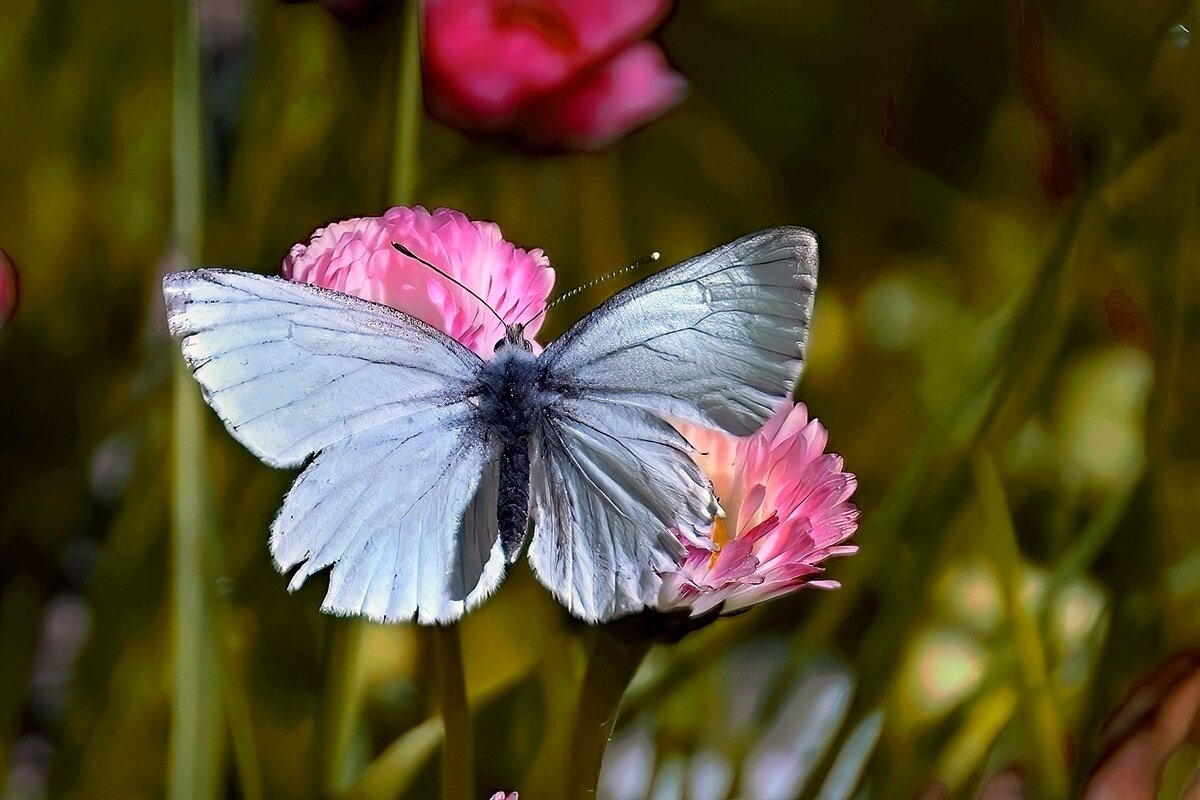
[708,516,730,569]
[494,0,576,51]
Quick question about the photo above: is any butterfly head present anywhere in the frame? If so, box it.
[495,323,534,353]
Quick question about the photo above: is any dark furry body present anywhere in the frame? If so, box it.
[476,343,552,560]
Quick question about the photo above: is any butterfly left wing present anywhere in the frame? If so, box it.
[270,403,507,624]
[165,269,507,623]
[527,398,718,623]
[163,268,481,467]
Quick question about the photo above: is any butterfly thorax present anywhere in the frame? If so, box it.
[477,342,544,440]
[476,340,546,560]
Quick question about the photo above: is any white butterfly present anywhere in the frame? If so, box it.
[163,227,818,624]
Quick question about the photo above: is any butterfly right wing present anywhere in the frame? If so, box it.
[527,397,718,623]
[527,228,817,621]
[540,227,817,436]
[164,269,507,623]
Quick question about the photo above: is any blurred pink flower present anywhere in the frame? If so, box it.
[488,793,518,800]
[1084,652,1200,799]
[658,400,859,616]
[424,0,686,151]
[0,250,17,330]
[283,206,555,356]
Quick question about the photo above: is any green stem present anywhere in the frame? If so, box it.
[319,621,366,794]
[390,0,422,206]
[567,629,653,799]
[972,453,1067,798]
[391,4,475,796]
[169,368,224,800]
[172,0,203,261]
[218,612,263,800]
[431,624,473,800]
[168,0,223,798]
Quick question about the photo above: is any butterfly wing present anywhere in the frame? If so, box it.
[528,398,718,622]
[164,268,482,467]
[530,228,818,621]
[271,404,505,623]
[541,227,818,436]
[164,269,505,623]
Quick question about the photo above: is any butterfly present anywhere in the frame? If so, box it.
[163,227,818,623]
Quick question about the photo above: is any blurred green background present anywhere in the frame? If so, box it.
[2,0,1199,797]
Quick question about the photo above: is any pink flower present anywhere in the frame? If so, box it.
[0,250,17,330]
[424,0,687,151]
[488,793,518,800]
[658,400,859,616]
[282,206,555,356]
[1084,652,1200,799]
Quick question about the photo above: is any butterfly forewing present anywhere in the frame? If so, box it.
[542,227,818,436]
[163,269,481,467]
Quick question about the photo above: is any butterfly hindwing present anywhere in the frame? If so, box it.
[527,398,717,623]
[271,404,506,624]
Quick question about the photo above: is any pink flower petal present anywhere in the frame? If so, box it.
[521,42,686,151]
[0,250,17,330]
[283,206,555,356]
[657,400,859,616]
[424,0,672,128]
[424,0,683,150]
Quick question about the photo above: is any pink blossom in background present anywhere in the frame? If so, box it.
[283,206,555,356]
[424,0,687,151]
[0,250,17,330]
[1084,652,1200,800]
[487,793,518,800]
[520,41,687,150]
[658,400,859,616]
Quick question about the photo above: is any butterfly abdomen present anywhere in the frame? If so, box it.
[477,345,544,560]
[497,443,530,560]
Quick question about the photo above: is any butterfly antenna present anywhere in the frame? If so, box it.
[540,251,661,317]
[392,242,506,325]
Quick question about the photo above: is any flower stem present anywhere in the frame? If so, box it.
[390,0,422,205]
[388,5,475,797]
[567,628,653,798]
[431,623,473,800]
[169,2,223,797]
[319,621,366,794]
